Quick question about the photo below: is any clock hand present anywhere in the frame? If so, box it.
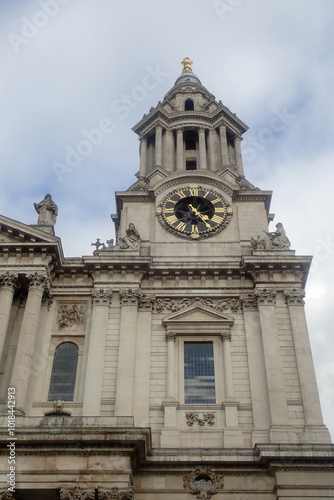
[188,204,211,228]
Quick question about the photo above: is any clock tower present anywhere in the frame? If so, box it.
[0,58,333,499]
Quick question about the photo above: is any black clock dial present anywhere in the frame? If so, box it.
[157,186,232,239]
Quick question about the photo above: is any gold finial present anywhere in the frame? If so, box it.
[181,57,193,73]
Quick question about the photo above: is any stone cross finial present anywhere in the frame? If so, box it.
[181,57,193,73]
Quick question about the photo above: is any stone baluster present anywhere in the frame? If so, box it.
[11,272,47,413]
[0,271,18,362]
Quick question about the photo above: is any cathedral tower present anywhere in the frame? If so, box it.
[0,59,333,500]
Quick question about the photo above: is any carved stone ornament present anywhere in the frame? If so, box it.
[165,332,176,342]
[254,288,277,305]
[128,175,149,191]
[220,332,231,342]
[186,412,215,427]
[0,491,15,500]
[155,296,240,314]
[34,193,58,226]
[264,222,291,250]
[119,288,140,305]
[118,223,141,249]
[138,293,156,310]
[97,487,134,500]
[57,304,85,329]
[250,234,266,249]
[26,272,48,289]
[284,288,305,305]
[183,466,224,499]
[240,294,258,310]
[59,487,95,500]
[91,288,112,305]
[0,271,19,290]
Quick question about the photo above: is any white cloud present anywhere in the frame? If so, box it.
[1,0,334,440]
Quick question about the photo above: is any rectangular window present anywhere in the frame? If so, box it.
[184,341,216,404]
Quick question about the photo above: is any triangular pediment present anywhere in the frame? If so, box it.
[163,304,234,327]
[0,214,60,245]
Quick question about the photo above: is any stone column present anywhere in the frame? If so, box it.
[219,124,229,168]
[285,289,331,442]
[242,294,271,444]
[166,332,176,399]
[0,271,18,362]
[256,288,289,440]
[234,136,244,176]
[176,128,184,170]
[11,272,47,413]
[208,128,219,171]
[82,288,112,416]
[198,127,207,169]
[220,332,243,447]
[155,125,162,167]
[164,128,174,172]
[139,136,147,176]
[114,289,139,416]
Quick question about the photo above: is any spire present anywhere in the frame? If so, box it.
[174,57,201,86]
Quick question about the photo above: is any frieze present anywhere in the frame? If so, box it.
[186,412,215,427]
[183,466,224,499]
[57,304,85,329]
[284,288,305,305]
[155,296,240,313]
[97,488,134,500]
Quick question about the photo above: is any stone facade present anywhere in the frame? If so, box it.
[0,60,333,499]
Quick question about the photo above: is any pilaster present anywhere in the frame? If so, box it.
[0,271,18,362]
[82,288,113,416]
[11,272,47,413]
[219,124,229,168]
[139,136,147,176]
[176,128,184,170]
[155,125,162,167]
[114,288,139,417]
[234,135,244,176]
[198,127,207,169]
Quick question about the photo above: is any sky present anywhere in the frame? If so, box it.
[1,0,334,440]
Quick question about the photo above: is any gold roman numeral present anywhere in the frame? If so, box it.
[211,215,223,223]
[166,215,178,224]
[189,187,199,196]
[211,198,221,204]
[191,225,199,234]
[215,207,226,213]
[174,221,187,231]
[164,207,175,213]
[174,189,186,198]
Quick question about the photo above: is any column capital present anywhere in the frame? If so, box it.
[240,293,258,310]
[254,288,277,305]
[91,288,112,305]
[0,271,19,290]
[284,288,305,305]
[165,332,176,342]
[220,332,232,342]
[26,271,48,291]
[165,128,173,136]
[119,288,139,305]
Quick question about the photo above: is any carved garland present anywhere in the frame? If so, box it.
[155,296,240,313]
[59,487,134,500]
[186,412,215,427]
[183,466,224,499]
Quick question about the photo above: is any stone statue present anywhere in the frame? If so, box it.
[250,235,266,249]
[34,194,58,225]
[119,223,141,249]
[265,222,291,250]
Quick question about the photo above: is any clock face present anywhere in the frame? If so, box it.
[157,186,232,239]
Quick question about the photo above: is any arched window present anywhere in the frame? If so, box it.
[48,342,78,401]
[185,99,194,111]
